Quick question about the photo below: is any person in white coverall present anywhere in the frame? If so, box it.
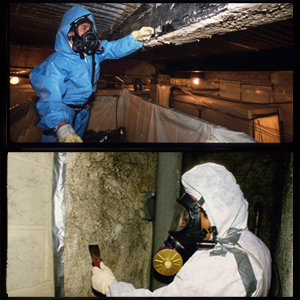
[92,163,272,297]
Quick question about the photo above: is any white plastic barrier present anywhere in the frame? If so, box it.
[87,89,257,143]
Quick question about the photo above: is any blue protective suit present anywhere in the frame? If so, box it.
[30,6,143,142]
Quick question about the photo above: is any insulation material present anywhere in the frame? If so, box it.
[63,152,157,297]
[192,80,219,97]
[254,115,281,143]
[170,78,192,87]
[157,85,172,107]
[171,92,280,142]
[271,71,293,103]
[270,72,293,142]
[219,80,241,100]
[241,85,273,103]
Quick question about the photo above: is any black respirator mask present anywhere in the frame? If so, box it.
[69,15,104,59]
[153,193,217,276]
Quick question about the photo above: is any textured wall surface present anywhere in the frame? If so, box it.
[64,152,158,297]
[275,153,293,297]
[7,153,54,297]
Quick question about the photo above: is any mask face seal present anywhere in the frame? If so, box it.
[153,193,217,276]
[69,15,104,59]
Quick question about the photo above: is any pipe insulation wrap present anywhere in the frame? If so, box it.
[52,152,66,297]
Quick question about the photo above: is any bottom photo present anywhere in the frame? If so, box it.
[6,151,293,297]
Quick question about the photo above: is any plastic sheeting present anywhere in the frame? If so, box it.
[254,115,281,143]
[241,85,272,103]
[10,89,257,143]
[86,96,119,131]
[10,99,44,142]
[87,89,257,143]
[156,85,171,107]
[219,80,241,100]
[52,152,66,297]
[170,89,283,142]
[271,71,293,103]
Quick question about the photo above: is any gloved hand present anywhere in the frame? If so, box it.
[132,27,154,41]
[56,123,83,143]
[92,262,116,295]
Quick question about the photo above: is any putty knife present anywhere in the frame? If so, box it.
[89,245,102,268]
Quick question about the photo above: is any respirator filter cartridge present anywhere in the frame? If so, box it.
[153,248,183,276]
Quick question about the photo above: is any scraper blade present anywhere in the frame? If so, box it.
[89,245,102,268]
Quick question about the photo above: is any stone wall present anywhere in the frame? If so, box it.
[63,152,158,297]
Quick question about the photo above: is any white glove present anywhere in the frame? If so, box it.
[56,124,83,143]
[92,262,116,295]
[132,27,154,41]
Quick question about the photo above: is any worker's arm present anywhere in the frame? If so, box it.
[98,27,153,61]
[92,262,184,297]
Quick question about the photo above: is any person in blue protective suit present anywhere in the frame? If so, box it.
[91,163,272,297]
[30,6,153,142]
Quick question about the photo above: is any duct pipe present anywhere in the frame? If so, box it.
[52,152,66,297]
[151,152,182,291]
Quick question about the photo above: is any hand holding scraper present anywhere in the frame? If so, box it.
[90,244,116,295]
[89,245,102,268]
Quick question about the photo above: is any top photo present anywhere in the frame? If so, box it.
[9,3,293,145]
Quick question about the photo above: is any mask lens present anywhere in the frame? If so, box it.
[170,202,190,232]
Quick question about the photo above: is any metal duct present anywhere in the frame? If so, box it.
[52,152,66,297]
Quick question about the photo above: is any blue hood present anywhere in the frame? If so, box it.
[55,6,97,54]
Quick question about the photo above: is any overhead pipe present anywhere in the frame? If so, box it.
[151,152,182,291]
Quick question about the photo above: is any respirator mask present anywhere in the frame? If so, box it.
[69,15,104,59]
[153,193,217,276]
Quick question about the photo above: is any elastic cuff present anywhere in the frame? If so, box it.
[56,124,75,142]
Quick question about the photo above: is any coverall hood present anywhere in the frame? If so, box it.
[181,163,249,239]
[55,6,97,54]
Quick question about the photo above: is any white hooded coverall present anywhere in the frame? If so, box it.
[102,163,272,297]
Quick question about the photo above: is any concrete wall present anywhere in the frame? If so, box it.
[7,153,54,297]
[274,153,293,297]
[63,152,158,297]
